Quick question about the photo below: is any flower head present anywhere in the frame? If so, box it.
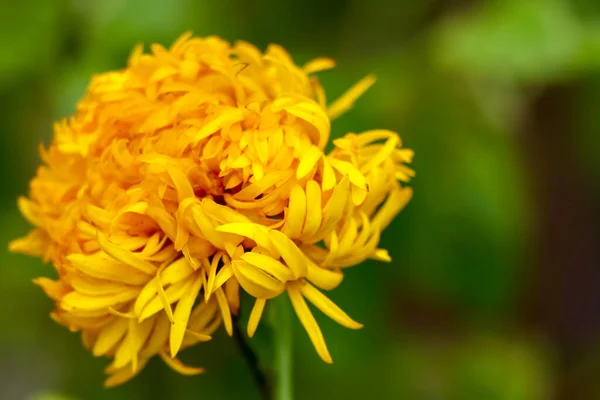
[10,32,413,386]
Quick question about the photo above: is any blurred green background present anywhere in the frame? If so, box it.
[2,0,600,399]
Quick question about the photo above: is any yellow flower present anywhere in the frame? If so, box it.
[10,32,414,386]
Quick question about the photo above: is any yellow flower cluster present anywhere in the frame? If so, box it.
[10,33,413,386]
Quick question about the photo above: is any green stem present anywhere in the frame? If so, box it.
[232,314,270,400]
[271,295,294,400]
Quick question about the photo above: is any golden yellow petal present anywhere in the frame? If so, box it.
[170,272,203,357]
[287,284,332,363]
[93,317,129,356]
[268,230,308,278]
[296,145,322,179]
[61,289,139,312]
[327,74,376,120]
[303,57,336,75]
[305,260,344,290]
[159,350,206,376]
[281,185,306,238]
[300,281,362,329]
[232,260,285,299]
[241,252,295,282]
[97,232,157,275]
[215,288,233,336]
[247,298,267,338]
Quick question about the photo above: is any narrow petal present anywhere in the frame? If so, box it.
[247,298,267,338]
[170,273,203,357]
[67,253,149,285]
[303,57,336,74]
[327,74,376,120]
[185,329,212,342]
[212,262,233,294]
[216,222,278,255]
[225,278,240,316]
[93,317,129,356]
[305,260,343,290]
[61,289,139,312]
[303,180,322,237]
[159,350,206,375]
[297,145,322,179]
[269,230,307,278]
[97,232,157,275]
[232,260,285,299]
[300,282,362,329]
[328,159,367,191]
[281,185,306,238]
[215,288,233,336]
[371,187,413,232]
[241,252,295,282]
[139,278,192,322]
[287,283,332,363]
[104,359,148,388]
[141,314,170,357]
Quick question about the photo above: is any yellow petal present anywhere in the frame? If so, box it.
[93,317,129,356]
[316,175,350,240]
[161,257,196,286]
[104,359,148,388]
[370,248,392,262]
[225,277,240,316]
[69,275,127,296]
[234,169,294,201]
[281,185,306,238]
[170,273,203,357]
[185,329,213,342]
[156,273,175,324]
[241,252,295,282]
[33,277,70,300]
[321,158,336,191]
[61,288,139,312]
[232,260,285,299]
[159,350,206,375]
[247,298,267,338]
[297,145,322,179]
[17,196,41,225]
[268,230,308,278]
[327,74,375,120]
[287,284,332,363]
[306,260,344,290]
[360,134,400,173]
[192,108,245,144]
[216,223,278,255]
[166,164,195,201]
[67,253,149,285]
[97,232,157,275]
[303,180,322,237]
[212,262,233,294]
[303,57,336,74]
[371,187,413,232]
[328,158,367,191]
[300,281,362,329]
[141,314,171,357]
[205,252,222,300]
[138,278,192,322]
[215,288,233,336]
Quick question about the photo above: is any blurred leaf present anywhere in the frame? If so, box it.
[0,2,63,86]
[387,331,555,400]
[435,0,600,83]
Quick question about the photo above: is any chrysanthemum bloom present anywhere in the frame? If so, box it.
[10,33,413,386]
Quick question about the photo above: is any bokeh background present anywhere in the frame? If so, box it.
[2,0,600,399]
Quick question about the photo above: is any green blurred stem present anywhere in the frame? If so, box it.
[272,295,293,400]
[232,314,270,400]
